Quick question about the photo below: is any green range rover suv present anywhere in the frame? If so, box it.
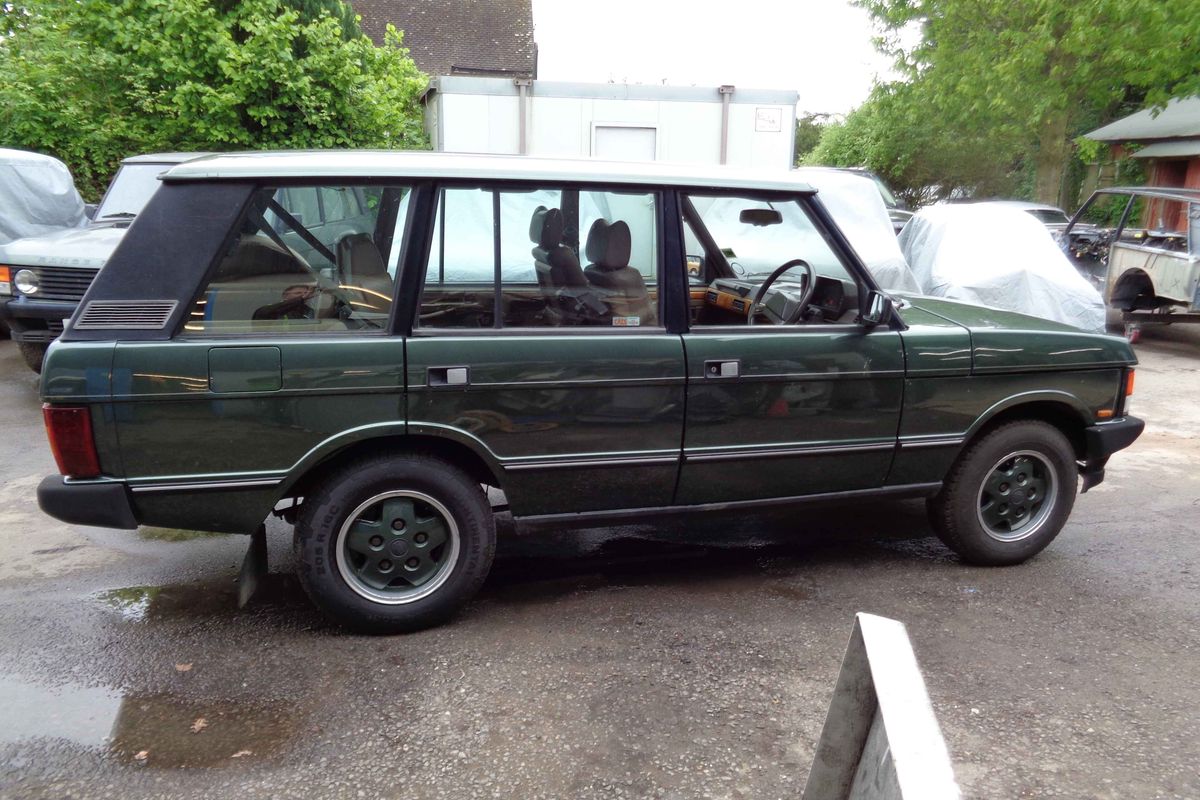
[36,151,1143,633]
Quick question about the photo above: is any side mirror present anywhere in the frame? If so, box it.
[860,290,895,327]
[83,203,98,221]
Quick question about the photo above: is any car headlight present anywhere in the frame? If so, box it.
[14,269,39,295]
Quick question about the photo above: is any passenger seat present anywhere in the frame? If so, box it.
[584,219,656,326]
[529,206,607,324]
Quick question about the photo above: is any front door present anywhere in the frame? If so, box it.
[405,183,684,517]
[675,192,904,505]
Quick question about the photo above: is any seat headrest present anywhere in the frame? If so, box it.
[338,232,387,277]
[529,206,565,249]
[584,219,631,271]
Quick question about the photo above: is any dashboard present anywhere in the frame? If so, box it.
[703,274,855,324]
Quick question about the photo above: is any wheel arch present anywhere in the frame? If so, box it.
[964,393,1091,460]
[1110,268,1155,310]
[279,424,505,502]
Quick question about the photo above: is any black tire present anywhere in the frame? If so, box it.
[295,452,495,633]
[928,421,1077,565]
[18,341,46,374]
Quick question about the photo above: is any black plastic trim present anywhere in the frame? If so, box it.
[37,476,139,530]
[513,482,942,530]
[1083,415,1144,461]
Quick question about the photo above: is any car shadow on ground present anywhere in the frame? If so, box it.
[95,498,950,631]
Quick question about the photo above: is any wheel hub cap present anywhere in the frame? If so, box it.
[976,450,1057,543]
[334,490,460,605]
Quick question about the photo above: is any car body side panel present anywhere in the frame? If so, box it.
[406,333,685,517]
[109,337,404,531]
[886,369,1123,485]
[676,327,905,505]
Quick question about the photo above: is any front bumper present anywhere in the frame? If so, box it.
[37,476,139,530]
[0,297,77,342]
[1079,415,1145,492]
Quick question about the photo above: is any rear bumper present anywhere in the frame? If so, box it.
[1079,415,1145,492]
[37,476,138,530]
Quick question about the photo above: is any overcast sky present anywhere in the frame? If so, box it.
[531,0,898,116]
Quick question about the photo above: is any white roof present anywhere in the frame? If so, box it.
[163,150,817,193]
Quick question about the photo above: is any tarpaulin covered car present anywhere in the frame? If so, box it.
[899,202,1106,331]
[0,148,87,244]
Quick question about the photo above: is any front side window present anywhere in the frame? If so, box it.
[684,193,860,326]
[183,184,409,335]
[419,185,659,329]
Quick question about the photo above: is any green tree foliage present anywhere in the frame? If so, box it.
[806,82,1024,206]
[793,113,827,165]
[0,0,427,198]
[852,0,1200,205]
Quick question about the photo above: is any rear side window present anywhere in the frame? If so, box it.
[183,184,410,334]
[418,185,660,329]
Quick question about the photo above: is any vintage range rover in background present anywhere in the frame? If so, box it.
[0,153,199,372]
[37,152,1143,633]
[1064,186,1200,340]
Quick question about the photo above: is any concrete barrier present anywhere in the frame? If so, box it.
[802,613,961,800]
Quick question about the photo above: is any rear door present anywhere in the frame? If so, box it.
[110,182,411,530]
[675,192,904,505]
[404,182,685,517]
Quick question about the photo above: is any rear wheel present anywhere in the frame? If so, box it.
[17,341,46,374]
[928,421,1077,565]
[296,453,495,633]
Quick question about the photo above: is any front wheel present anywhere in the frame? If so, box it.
[296,453,495,633]
[928,421,1077,565]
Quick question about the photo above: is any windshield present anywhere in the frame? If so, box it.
[1027,208,1069,225]
[870,174,901,209]
[686,195,853,282]
[94,163,168,220]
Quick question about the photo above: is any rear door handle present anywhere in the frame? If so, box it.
[704,359,740,379]
[428,366,470,387]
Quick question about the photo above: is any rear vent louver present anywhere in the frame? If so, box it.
[74,300,178,330]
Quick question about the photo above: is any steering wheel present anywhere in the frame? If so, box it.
[748,259,816,325]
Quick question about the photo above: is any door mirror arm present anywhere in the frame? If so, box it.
[859,290,896,328]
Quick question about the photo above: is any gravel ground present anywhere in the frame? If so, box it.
[0,326,1197,800]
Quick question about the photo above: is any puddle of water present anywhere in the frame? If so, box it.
[0,674,298,767]
[137,527,231,543]
[0,674,123,748]
[96,578,242,623]
[98,586,163,622]
[109,693,297,767]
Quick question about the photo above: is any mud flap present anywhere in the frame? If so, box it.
[237,523,268,609]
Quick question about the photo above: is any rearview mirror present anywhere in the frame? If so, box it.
[860,290,895,327]
[739,208,783,227]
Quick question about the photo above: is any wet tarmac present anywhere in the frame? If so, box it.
[1,328,1198,799]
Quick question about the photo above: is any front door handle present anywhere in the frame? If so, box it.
[704,359,740,379]
[428,366,470,387]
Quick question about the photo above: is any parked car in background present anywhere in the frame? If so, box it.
[899,202,1106,331]
[1066,186,1200,340]
[829,167,913,234]
[0,153,201,371]
[36,151,1142,633]
[0,149,89,337]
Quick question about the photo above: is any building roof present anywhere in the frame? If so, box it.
[162,150,816,194]
[1131,138,1200,159]
[1086,96,1200,142]
[351,0,535,78]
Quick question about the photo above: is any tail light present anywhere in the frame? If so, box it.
[1125,370,1135,398]
[42,405,102,478]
